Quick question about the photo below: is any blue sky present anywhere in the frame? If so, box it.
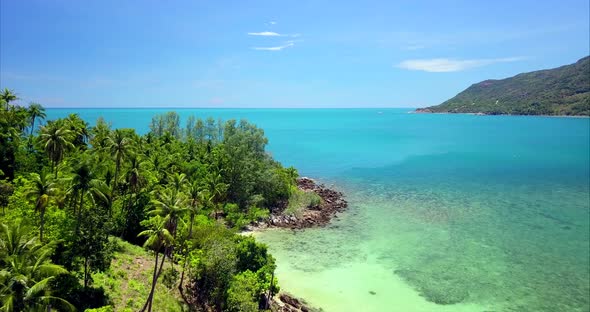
[1,0,588,108]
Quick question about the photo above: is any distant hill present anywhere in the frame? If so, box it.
[416,56,590,116]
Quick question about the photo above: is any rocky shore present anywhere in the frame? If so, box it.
[262,177,348,229]
[269,292,321,312]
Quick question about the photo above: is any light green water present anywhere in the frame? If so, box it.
[46,108,590,311]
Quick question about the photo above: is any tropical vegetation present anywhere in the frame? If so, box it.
[0,92,302,311]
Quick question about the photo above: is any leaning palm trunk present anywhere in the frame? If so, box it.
[178,213,195,308]
[141,248,160,312]
[141,246,168,312]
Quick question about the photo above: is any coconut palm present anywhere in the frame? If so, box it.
[64,114,89,149]
[169,172,188,195]
[178,181,210,295]
[0,221,74,312]
[138,216,173,312]
[0,88,17,109]
[68,161,98,234]
[149,189,188,239]
[206,173,227,219]
[89,179,113,215]
[23,173,57,241]
[27,102,46,136]
[39,123,74,178]
[108,129,132,193]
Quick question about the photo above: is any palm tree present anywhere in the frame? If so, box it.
[149,189,188,239]
[0,88,18,109]
[178,181,209,298]
[27,102,46,136]
[169,172,188,195]
[138,216,173,312]
[0,221,74,312]
[206,173,227,219]
[39,123,74,178]
[24,173,57,241]
[68,161,97,234]
[65,114,89,149]
[108,129,132,193]
[89,179,113,215]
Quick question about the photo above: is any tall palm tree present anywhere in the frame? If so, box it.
[23,173,57,241]
[65,114,89,149]
[0,88,17,109]
[39,123,74,178]
[206,173,227,219]
[27,102,46,136]
[149,189,188,239]
[108,129,132,193]
[0,221,74,312]
[178,181,209,297]
[89,179,113,215]
[169,172,188,195]
[68,161,97,233]
[138,216,173,312]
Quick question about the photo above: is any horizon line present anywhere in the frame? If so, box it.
[42,106,421,109]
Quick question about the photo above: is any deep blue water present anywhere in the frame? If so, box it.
[46,108,590,311]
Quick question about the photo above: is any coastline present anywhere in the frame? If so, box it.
[249,177,348,231]
[244,177,348,312]
[411,109,590,118]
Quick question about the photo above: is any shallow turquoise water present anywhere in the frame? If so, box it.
[46,108,590,311]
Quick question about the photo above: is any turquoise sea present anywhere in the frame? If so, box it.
[46,108,590,312]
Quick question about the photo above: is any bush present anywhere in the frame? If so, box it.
[285,188,322,216]
[226,271,262,312]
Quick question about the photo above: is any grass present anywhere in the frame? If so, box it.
[90,237,185,312]
[285,188,322,216]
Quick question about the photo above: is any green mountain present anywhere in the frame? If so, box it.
[417,56,590,116]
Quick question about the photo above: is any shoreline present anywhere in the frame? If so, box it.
[249,177,348,231]
[411,109,590,118]
[244,177,348,312]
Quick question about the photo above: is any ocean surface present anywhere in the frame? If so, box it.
[46,108,590,312]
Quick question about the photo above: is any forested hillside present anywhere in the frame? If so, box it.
[417,56,590,116]
[0,88,304,311]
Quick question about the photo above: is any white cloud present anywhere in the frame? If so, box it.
[397,57,524,72]
[248,31,282,36]
[252,41,295,51]
[269,21,277,25]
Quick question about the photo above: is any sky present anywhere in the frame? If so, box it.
[0,0,589,108]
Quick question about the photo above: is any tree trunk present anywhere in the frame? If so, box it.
[40,208,45,242]
[141,250,159,312]
[113,155,121,193]
[30,118,35,137]
[75,192,84,234]
[84,256,89,288]
[178,215,194,308]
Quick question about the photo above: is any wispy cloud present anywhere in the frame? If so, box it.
[252,41,295,51]
[247,31,300,38]
[397,57,525,72]
[248,31,282,36]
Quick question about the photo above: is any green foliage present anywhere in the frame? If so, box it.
[85,306,114,312]
[161,267,179,289]
[424,56,590,116]
[286,187,322,216]
[226,271,262,312]
[0,220,74,312]
[1,98,286,312]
